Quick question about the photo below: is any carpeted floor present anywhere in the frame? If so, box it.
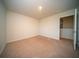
[0,36,79,58]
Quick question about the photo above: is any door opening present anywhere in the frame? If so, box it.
[60,15,74,40]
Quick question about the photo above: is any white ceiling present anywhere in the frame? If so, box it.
[4,0,78,19]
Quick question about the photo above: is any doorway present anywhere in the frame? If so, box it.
[60,15,74,40]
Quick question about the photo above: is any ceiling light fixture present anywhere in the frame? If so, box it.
[38,6,43,11]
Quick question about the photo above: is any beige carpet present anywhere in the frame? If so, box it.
[0,36,79,58]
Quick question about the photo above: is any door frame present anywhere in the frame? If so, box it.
[74,9,78,50]
[59,9,78,50]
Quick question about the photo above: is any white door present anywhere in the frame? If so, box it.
[74,8,79,50]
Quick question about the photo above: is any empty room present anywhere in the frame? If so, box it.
[0,0,79,58]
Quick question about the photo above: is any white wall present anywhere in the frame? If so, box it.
[7,11,39,43]
[7,9,75,43]
[0,1,6,54]
[40,9,75,40]
[60,28,73,39]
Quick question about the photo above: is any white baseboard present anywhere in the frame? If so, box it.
[39,34,59,40]
[7,34,60,43]
[7,35,38,43]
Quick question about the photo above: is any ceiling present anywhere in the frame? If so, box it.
[3,0,78,19]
